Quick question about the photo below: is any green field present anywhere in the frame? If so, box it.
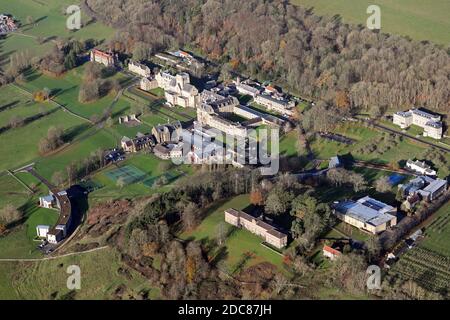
[280,131,302,157]
[309,122,431,164]
[33,128,117,180]
[20,66,132,119]
[0,173,31,209]
[387,202,450,293]
[421,202,450,257]
[0,247,159,300]
[292,0,450,45]
[89,153,192,202]
[0,202,59,259]
[181,194,286,273]
[0,0,114,70]
[0,85,88,172]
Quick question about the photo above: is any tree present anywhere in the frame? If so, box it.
[366,236,381,261]
[350,173,367,192]
[335,90,350,112]
[0,204,22,224]
[329,253,368,295]
[369,105,383,119]
[250,189,264,206]
[291,195,317,219]
[375,176,391,193]
[132,42,149,61]
[116,177,126,189]
[265,188,294,215]
[181,202,198,231]
[51,171,65,187]
[83,62,102,82]
[105,116,114,128]
[79,80,100,103]
[215,222,228,246]
[290,218,304,239]
[26,16,34,26]
[9,115,24,128]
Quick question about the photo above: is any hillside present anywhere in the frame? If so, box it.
[291,0,450,45]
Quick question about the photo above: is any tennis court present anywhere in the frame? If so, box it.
[105,165,147,185]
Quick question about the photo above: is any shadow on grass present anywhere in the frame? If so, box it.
[63,123,91,142]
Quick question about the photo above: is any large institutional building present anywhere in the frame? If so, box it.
[393,109,443,139]
[333,196,397,234]
[155,72,200,108]
[151,121,183,144]
[90,49,118,67]
[254,94,295,116]
[197,89,284,138]
[128,61,151,77]
[225,208,288,249]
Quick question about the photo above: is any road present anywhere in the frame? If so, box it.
[361,118,450,153]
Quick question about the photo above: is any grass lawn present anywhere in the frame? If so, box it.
[310,122,429,164]
[0,85,43,126]
[291,0,450,45]
[0,0,114,70]
[180,194,286,273]
[333,221,371,242]
[0,247,159,299]
[20,66,132,119]
[0,197,59,259]
[33,128,117,180]
[0,173,31,209]
[279,131,302,157]
[0,87,88,171]
[420,202,450,257]
[89,153,192,202]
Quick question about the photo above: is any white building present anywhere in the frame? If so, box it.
[393,109,443,139]
[39,195,55,209]
[36,225,50,238]
[323,245,342,261]
[128,61,151,77]
[405,159,436,176]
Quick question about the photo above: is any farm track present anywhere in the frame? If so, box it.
[0,245,109,262]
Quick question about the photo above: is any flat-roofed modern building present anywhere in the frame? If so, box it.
[224,208,288,248]
[333,196,397,234]
[417,178,448,201]
[399,176,447,202]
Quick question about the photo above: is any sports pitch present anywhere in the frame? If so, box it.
[105,165,147,185]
